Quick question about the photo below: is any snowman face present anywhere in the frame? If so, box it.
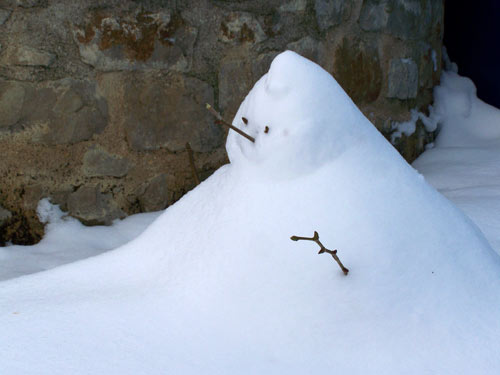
[226,51,368,180]
[227,79,329,179]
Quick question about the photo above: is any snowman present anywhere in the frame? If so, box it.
[1,51,500,375]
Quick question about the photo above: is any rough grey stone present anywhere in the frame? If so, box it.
[8,46,55,67]
[124,73,221,152]
[23,79,108,145]
[83,147,130,178]
[315,0,349,31]
[0,205,12,226]
[50,189,72,212]
[138,174,169,212]
[333,37,382,104]
[67,185,125,225]
[124,75,222,152]
[218,54,253,117]
[415,42,434,89]
[359,0,434,40]
[387,58,419,99]
[359,0,390,31]
[279,0,307,12]
[251,51,279,82]
[219,12,266,44]
[287,36,322,62]
[430,0,444,38]
[2,0,41,7]
[22,184,46,210]
[75,10,196,72]
[53,89,84,114]
[0,9,12,25]
[13,0,43,8]
[45,106,108,144]
[386,0,431,40]
[0,81,25,128]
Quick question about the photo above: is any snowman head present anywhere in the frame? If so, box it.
[226,51,367,180]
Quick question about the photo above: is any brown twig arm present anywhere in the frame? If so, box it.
[323,249,349,276]
[205,104,255,143]
[290,231,349,276]
[185,142,200,186]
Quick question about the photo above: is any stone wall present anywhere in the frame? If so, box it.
[0,0,444,244]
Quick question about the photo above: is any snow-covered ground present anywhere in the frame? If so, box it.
[0,200,160,281]
[1,51,499,374]
[413,71,500,254]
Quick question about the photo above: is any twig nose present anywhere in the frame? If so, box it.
[205,104,255,143]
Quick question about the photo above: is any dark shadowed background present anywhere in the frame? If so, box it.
[444,0,500,108]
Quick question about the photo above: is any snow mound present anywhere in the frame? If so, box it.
[414,70,500,254]
[1,51,500,374]
[433,71,500,147]
[0,199,160,281]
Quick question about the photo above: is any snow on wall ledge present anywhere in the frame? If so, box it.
[1,51,499,374]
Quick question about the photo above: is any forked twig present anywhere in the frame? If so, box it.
[205,103,255,143]
[185,142,200,185]
[291,231,349,275]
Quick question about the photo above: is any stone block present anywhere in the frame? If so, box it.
[251,52,280,81]
[83,147,130,178]
[75,10,196,72]
[333,37,382,104]
[137,174,170,212]
[219,12,266,44]
[359,0,434,40]
[22,185,46,210]
[415,43,434,89]
[53,89,84,114]
[386,0,432,40]
[0,81,25,128]
[0,9,12,25]
[315,0,350,31]
[67,185,125,225]
[7,46,55,67]
[279,0,308,12]
[218,55,253,117]
[19,79,109,144]
[287,36,322,63]
[13,0,42,7]
[359,0,390,31]
[430,0,444,39]
[387,58,419,99]
[123,74,221,152]
[45,106,108,144]
[0,205,12,226]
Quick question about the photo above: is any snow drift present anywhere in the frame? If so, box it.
[414,70,500,254]
[1,51,500,374]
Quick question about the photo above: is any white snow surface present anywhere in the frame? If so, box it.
[414,70,500,254]
[1,51,500,374]
[0,199,161,281]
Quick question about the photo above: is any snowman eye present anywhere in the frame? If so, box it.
[264,126,269,134]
